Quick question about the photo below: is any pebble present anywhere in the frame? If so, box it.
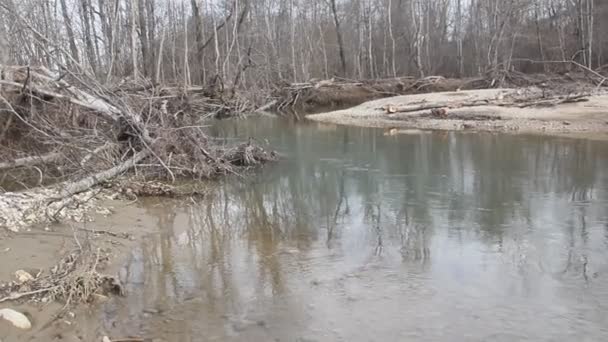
[0,308,32,330]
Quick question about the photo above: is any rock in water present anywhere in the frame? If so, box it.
[0,308,32,330]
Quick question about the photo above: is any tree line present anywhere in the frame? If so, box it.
[0,0,604,89]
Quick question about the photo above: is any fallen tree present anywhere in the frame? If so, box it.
[0,65,276,231]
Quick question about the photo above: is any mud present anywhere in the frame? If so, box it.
[0,200,158,342]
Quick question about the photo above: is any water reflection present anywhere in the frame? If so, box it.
[112,119,608,341]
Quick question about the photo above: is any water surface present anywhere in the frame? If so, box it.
[107,119,608,341]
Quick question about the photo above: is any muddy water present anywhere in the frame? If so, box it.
[108,120,608,341]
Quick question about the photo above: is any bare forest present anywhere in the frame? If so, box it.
[0,0,604,84]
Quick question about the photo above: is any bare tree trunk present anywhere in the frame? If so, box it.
[59,0,80,65]
[190,0,205,84]
[587,0,594,68]
[183,1,191,87]
[534,2,546,72]
[156,26,166,83]
[130,0,140,78]
[0,26,9,64]
[456,0,464,76]
[365,0,374,78]
[387,0,396,77]
[88,2,102,72]
[329,0,347,76]
[146,0,156,78]
[137,0,150,77]
[80,0,98,74]
[411,0,424,77]
[211,2,221,78]
[290,0,297,81]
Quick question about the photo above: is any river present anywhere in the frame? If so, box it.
[103,118,608,341]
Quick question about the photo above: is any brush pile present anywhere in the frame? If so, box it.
[0,65,275,231]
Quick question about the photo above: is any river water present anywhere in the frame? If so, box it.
[106,119,608,341]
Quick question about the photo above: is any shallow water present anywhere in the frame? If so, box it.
[106,119,608,341]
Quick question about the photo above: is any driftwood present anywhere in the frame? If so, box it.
[383,91,591,119]
[515,94,589,108]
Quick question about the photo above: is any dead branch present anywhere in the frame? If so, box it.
[0,152,62,171]
[80,143,117,167]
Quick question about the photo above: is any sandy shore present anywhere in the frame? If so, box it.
[0,200,158,342]
[307,88,608,139]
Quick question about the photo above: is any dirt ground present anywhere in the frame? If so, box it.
[307,88,608,139]
[0,200,158,342]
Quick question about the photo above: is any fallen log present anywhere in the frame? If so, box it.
[0,152,61,171]
[384,100,493,115]
[516,94,589,108]
[61,149,151,197]
[0,149,151,231]
[383,92,590,116]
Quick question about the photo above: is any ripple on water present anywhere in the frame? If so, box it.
[108,119,608,341]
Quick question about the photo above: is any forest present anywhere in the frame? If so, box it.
[0,0,603,86]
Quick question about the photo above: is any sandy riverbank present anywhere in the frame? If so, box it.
[307,88,608,138]
[0,200,158,342]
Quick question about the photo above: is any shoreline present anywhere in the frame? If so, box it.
[0,199,160,341]
[306,88,608,139]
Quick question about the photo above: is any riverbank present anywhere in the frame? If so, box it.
[0,198,165,341]
[307,88,608,138]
